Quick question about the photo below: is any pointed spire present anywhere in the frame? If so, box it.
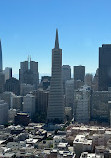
[55,29,59,49]
[0,40,3,71]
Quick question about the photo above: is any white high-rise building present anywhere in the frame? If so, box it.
[0,100,8,125]
[47,29,64,123]
[74,85,91,123]
[23,94,35,118]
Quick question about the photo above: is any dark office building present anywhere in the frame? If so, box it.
[62,65,71,94]
[19,59,39,89]
[14,113,30,126]
[0,40,3,72]
[0,72,5,93]
[37,89,49,114]
[5,77,20,95]
[91,91,111,124]
[99,44,111,91]
[74,66,85,82]
[41,76,51,90]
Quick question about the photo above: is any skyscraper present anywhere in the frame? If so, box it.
[62,65,71,83]
[0,100,8,125]
[74,65,85,82]
[3,67,12,81]
[47,29,64,123]
[99,44,111,91]
[74,85,91,124]
[19,58,39,89]
[62,65,71,94]
[0,40,2,72]
[65,79,74,115]
[5,77,20,95]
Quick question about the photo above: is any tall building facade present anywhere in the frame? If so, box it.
[91,90,111,123]
[62,65,71,94]
[62,65,71,82]
[74,65,85,82]
[5,77,20,95]
[37,89,49,114]
[47,29,64,123]
[23,94,36,118]
[99,44,111,91]
[65,79,74,114]
[19,59,39,89]
[74,85,91,124]
[3,67,12,81]
[20,83,34,96]
[92,68,99,91]
[84,73,93,87]
[0,100,8,125]
[0,72,5,93]
[0,40,2,72]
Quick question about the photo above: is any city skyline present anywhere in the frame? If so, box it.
[1,0,111,76]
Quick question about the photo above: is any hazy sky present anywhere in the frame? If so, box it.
[0,0,111,77]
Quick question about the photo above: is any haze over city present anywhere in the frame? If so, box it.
[1,0,111,77]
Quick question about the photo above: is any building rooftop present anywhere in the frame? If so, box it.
[73,135,85,144]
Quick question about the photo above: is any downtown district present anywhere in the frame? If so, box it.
[0,30,111,157]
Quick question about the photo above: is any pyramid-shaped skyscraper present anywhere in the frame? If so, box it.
[47,29,64,123]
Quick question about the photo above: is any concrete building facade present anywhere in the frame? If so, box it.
[20,83,34,96]
[74,85,91,123]
[23,94,36,118]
